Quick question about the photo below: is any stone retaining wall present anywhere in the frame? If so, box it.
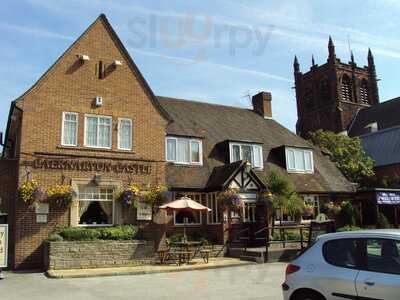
[44,240,155,270]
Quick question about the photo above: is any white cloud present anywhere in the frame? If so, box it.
[129,47,292,83]
[0,23,73,40]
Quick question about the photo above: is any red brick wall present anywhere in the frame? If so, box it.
[8,17,167,269]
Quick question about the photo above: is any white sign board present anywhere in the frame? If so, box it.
[0,225,8,268]
[137,202,152,221]
[376,192,400,205]
[36,214,48,223]
[35,203,49,214]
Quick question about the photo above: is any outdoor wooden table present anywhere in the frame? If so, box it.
[170,241,202,263]
[157,249,169,264]
[170,241,202,252]
[200,249,211,263]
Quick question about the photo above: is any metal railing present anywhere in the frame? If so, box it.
[227,226,250,252]
[255,225,310,261]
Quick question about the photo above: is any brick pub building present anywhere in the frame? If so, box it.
[0,15,354,270]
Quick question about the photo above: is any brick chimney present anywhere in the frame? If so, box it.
[252,91,272,118]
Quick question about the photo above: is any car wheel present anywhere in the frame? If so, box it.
[293,289,325,300]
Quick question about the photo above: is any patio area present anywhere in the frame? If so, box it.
[46,257,253,279]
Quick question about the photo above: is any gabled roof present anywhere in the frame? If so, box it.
[159,96,354,193]
[360,126,400,167]
[9,14,172,119]
[348,97,400,137]
[3,14,172,156]
[205,160,266,191]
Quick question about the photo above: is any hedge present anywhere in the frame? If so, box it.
[48,225,138,241]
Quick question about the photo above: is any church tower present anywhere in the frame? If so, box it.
[294,37,379,139]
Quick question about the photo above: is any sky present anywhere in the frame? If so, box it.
[1,0,400,135]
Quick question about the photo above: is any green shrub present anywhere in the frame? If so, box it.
[377,212,391,229]
[340,201,359,227]
[100,225,137,240]
[47,233,63,242]
[57,227,101,241]
[166,233,213,245]
[53,225,138,241]
[270,228,309,241]
[337,225,362,232]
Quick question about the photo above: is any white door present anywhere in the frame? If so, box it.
[356,238,400,300]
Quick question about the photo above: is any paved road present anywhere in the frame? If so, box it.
[1,263,286,300]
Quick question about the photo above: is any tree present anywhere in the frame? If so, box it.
[266,170,304,224]
[309,130,374,184]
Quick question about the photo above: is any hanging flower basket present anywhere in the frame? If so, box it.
[217,189,244,211]
[116,184,168,209]
[324,201,341,216]
[19,180,42,206]
[303,204,315,216]
[46,184,73,207]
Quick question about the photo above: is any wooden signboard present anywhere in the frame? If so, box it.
[0,224,8,268]
[137,202,152,221]
[308,220,335,243]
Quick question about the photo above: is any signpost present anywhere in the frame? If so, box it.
[0,224,8,279]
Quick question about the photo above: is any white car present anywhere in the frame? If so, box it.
[282,230,400,300]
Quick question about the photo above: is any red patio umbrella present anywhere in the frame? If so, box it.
[159,196,211,241]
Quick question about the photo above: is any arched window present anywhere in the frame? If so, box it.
[341,75,352,102]
[360,79,369,104]
[304,87,313,108]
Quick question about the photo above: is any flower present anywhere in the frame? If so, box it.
[217,189,243,210]
[46,184,73,207]
[19,180,40,205]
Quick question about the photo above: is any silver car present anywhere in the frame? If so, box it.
[282,230,400,300]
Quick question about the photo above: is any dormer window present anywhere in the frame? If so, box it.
[229,142,263,169]
[166,136,202,165]
[285,147,314,173]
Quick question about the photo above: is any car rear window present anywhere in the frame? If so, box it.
[323,238,359,269]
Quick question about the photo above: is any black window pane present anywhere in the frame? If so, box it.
[323,239,358,269]
[366,239,400,275]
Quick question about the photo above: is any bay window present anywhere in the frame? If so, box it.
[229,143,263,169]
[84,115,112,149]
[78,187,114,226]
[62,112,78,146]
[118,118,132,150]
[285,147,314,173]
[166,137,202,165]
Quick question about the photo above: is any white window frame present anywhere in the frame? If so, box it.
[117,118,133,151]
[77,187,115,227]
[285,147,314,173]
[229,142,263,170]
[173,193,203,226]
[207,193,220,224]
[61,112,78,146]
[84,114,113,149]
[166,136,203,165]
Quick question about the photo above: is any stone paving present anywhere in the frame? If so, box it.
[46,257,253,278]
